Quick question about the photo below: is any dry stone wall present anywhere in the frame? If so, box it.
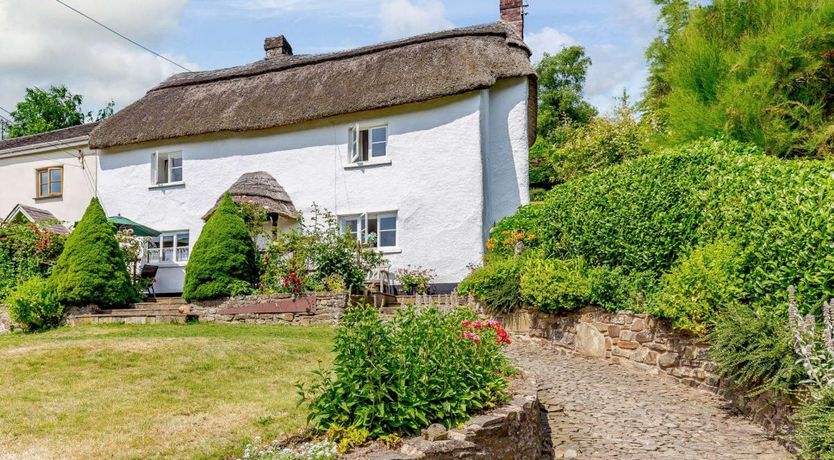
[0,305,12,334]
[345,377,543,460]
[191,292,348,325]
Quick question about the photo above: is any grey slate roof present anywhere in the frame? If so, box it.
[0,122,98,155]
[5,204,70,234]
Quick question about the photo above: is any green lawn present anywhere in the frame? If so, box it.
[0,323,335,459]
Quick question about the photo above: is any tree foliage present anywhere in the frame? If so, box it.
[536,46,597,142]
[4,85,114,138]
[50,198,135,307]
[643,0,834,157]
[183,194,258,301]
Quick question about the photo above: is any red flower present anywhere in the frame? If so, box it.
[282,271,302,295]
[495,328,512,345]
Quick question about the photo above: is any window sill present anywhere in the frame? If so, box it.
[344,159,391,170]
[379,247,402,255]
[34,195,63,201]
[150,262,187,268]
[149,181,185,190]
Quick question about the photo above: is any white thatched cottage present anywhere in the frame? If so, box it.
[90,1,536,294]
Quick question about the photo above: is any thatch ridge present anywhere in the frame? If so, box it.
[202,171,298,221]
[90,22,536,149]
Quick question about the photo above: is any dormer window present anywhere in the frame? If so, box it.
[349,125,387,163]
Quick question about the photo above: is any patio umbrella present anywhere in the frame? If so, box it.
[108,215,161,237]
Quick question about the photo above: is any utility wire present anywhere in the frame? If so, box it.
[53,0,193,72]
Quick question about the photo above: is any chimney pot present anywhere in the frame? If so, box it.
[264,35,293,59]
[500,0,524,39]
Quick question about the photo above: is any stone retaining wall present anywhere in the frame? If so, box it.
[191,292,348,325]
[345,377,542,460]
[498,307,794,438]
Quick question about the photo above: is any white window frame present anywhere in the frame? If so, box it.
[348,124,388,165]
[339,212,398,250]
[145,230,190,266]
[151,151,184,187]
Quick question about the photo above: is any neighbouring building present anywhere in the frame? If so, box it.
[90,2,536,294]
[0,122,99,230]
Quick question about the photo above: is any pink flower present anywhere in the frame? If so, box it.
[463,331,481,344]
[487,320,501,329]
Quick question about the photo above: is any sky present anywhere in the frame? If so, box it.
[0,0,661,119]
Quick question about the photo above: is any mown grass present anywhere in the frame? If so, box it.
[0,323,335,459]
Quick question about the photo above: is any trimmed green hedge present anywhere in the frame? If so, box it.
[490,139,834,316]
[50,198,135,307]
[183,194,257,301]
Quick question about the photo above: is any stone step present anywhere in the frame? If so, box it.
[138,297,187,305]
[126,304,187,311]
[95,308,188,316]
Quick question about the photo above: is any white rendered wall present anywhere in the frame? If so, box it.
[0,147,97,225]
[482,77,530,241]
[98,92,498,294]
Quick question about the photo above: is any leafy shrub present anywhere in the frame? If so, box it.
[710,302,804,399]
[457,257,523,313]
[547,97,657,183]
[520,256,590,312]
[794,387,834,460]
[325,425,370,453]
[646,0,834,158]
[493,138,834,315]
[0,221,66,298]
[260,206,383,294]
[4,276,63,331]
[301,305,511,437]
[183,194,258,301]
[396,266,435,295]
[647,241,743,333]
[50,198,135,307]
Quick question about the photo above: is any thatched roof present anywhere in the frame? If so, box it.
[90,22,536,149]
[0,122,98,156]
[202,171,298,221]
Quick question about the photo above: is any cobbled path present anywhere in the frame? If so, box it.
[506,337,793,460]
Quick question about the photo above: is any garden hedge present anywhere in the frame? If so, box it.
[50,198,135,307]
[183,193,257,301]
[488,138,834,316]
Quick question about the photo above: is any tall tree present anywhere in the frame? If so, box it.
[536,46,598,142]
[6,85,114,138]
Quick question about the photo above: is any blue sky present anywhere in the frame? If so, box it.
[0,0,660,117]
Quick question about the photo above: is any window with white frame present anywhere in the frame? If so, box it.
[340,212,397,248]
[348,125,387,163]
[145,231,190,264]
[151,151,183,185]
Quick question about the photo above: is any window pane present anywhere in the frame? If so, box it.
[342,218,360,240]
[176,247,189,262]
[379,216,396,231]
[51,181,62,195]
[38,171,48,196]
[176,232,189,248]
[379,230,396,247]
[40,182,49,197]
[162,235,174,248]
[365,216,378,241]
[162,248,173,262]
[359,130,369,161]
[171,167,183,182]
[371,127,386,143]
[146,249,160,264]
[371,142,386,157]
[171,156,182,168]
[157,157,168,184]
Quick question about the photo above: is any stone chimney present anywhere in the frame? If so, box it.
[500,0,525,39]
[264,35,293,59]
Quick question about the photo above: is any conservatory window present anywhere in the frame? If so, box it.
[145,231,190,264]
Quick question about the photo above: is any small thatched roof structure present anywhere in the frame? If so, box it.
[90,22,536,149]
[202,171,298,222]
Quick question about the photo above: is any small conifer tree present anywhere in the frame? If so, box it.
[50,198,135,307]
[183,193,257,301]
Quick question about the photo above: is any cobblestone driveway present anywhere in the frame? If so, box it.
[506,337,793,460]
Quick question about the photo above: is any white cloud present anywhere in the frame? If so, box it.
[524,27,577,63]
[379,0,453,39]
[0,0,195,115]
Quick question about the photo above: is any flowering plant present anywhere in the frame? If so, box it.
[239,437,337,460]
[283,271,303,296]
[460,320,512,345]
[396,265,436,295]
[788,285,834,388]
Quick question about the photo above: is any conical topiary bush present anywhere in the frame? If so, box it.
[50,198,135,307]
[183,193,257,301]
